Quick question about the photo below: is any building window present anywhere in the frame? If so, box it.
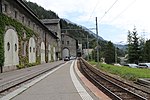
[67,41,69,45]
[3,4,8,12]
[22,16,24,23]
[62,41,64,44]
[33,47,35,53]
[15,11,17,18]
[33,24,35,30]
[15,44,17,52]
[30,47,32,53]
[22,42,27,56]
[61,35,64,38]
[28,21,30,26]
[37,26,39,32]
[7,42,10,51]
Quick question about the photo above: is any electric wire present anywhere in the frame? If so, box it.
[87,0,100,23]
[110,0,136,23]
[99,0,119,23]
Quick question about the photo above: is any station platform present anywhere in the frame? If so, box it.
[0,61,64,85]
[1,60,111,100]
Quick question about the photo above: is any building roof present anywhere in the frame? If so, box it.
[41,19,60,24]
[15,0,58,39]
[62,33,78,41]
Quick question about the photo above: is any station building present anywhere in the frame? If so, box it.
[61,33,78,58]
[0,0,61,72]
[41,19,62,60]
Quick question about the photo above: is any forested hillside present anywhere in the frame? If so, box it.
[25,1,59,19]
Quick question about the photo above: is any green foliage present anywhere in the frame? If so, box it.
[0,14,5,66]
[127,27,140,64]
[103,41,115,64]
[17,62,38,69]
[143,40,150,62]
[25,1,59,19]
[127,27,150,63]
[89,61,150,81]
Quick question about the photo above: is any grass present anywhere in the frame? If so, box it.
[88,61,150,81]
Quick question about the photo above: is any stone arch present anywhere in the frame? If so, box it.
[48,44,51,62]
[41,42,45,63]
[28,37,36,63]
[62,47,70,58]
[4,29,19,66]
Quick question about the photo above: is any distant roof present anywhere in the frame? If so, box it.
[41,19,60,24]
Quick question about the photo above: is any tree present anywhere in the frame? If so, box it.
[127,27,140,64]
[104,41,115,64]
[127,30,133,63]
[139,36,145,62]
[143,40,150,62]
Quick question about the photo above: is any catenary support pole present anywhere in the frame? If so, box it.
[96,17,99,64]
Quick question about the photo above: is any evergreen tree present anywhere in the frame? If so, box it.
[127,30,133,63]
[143,40,150,62]
[127,27,140,64]
[104,41,115,64]
[139,36,145,62]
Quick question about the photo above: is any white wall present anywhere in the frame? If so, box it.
[28,37,36,63]
[53,47,56,61]
[48,44,51,62]
[41,42,45,63]
[4,29,19,66]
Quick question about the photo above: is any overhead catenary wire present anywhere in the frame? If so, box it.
[99,0,119,23]
[110,0,137,23]
[87,0,100,23]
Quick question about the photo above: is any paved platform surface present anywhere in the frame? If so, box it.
[0,61,64,84]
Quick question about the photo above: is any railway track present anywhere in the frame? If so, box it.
[0,63,63,98]
[78,58,149,100]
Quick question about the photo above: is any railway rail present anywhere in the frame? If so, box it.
[78,58,150,100]
[0,63,63,98]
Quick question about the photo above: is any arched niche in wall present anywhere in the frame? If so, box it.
[48,44,51,62]
[41,42,45,63]
[4,29,19,66]
[28,37,36,63]
[62,48,70,58]
[53,46,56,61]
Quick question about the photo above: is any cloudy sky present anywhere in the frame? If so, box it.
[27,0,150,44]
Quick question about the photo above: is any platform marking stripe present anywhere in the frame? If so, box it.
[70,60,93,100]
[0,62,69,100]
